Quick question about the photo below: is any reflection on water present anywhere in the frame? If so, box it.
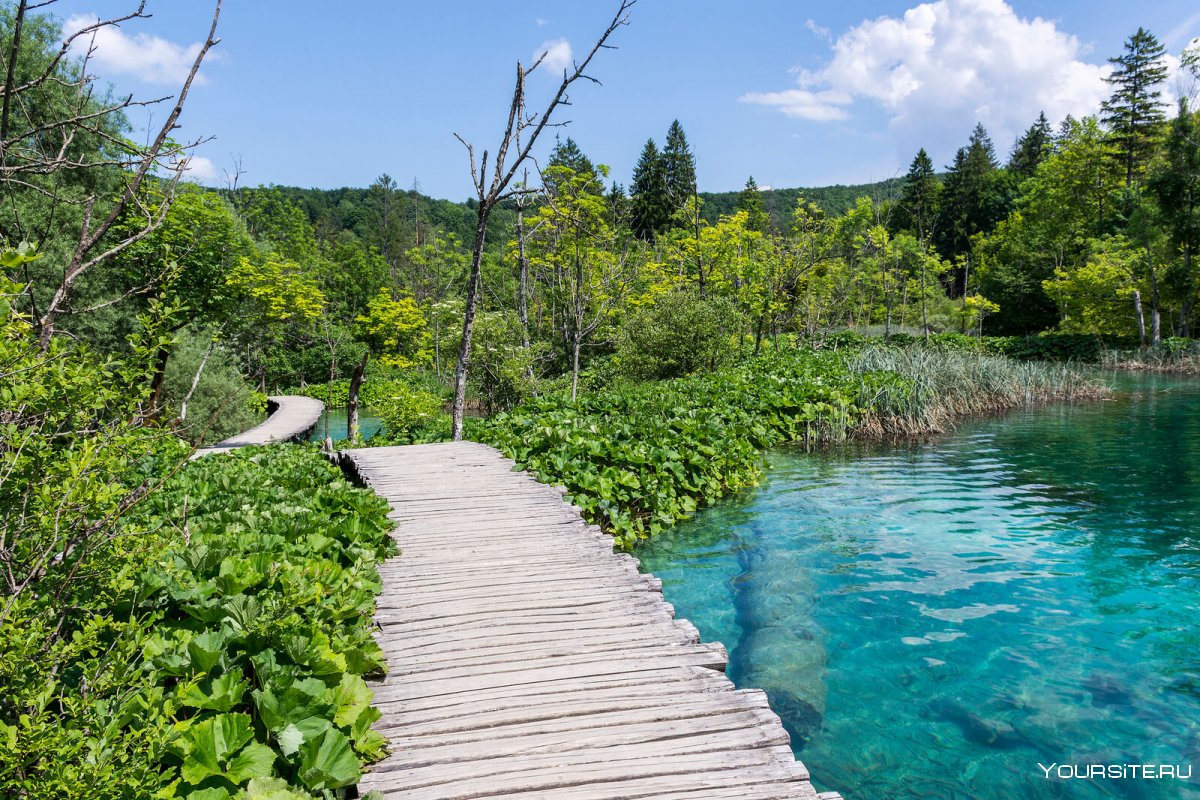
[637,374,1200,799]
[305,408,385,443]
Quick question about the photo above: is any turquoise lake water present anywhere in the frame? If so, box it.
[636,374,1200,799]
[305,409,384,443]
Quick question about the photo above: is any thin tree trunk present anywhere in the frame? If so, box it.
[180,337,218,423]
[960,255,970,335]
[147,345,171,423]
[347,351,369,443]
[1150,265,1162,346]
[921,259,929,340]
[452,212,489,440]
[1132,289,1147,347]
[570,333,581,402]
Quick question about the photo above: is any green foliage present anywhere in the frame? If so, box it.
[0,299,396,799]
[477,348,883,548]
[375,385,449,444]
[355,288,431,368]
[227,255,326,325]
[616,289,744,379]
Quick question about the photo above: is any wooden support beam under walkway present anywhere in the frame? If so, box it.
[343,441,842,800]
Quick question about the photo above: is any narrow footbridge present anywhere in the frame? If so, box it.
[344,441,841,800]
[193,395,323,456]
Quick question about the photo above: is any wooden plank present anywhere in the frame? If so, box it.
[342,441,826,799]
[192,395,323,457]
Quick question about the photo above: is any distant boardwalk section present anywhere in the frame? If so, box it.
[345,441,841,800]
[193,395,323,457]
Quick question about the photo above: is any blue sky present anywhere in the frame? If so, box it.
[46,1,1200,200]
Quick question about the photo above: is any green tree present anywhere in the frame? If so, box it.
[1149,99,1200,335]
[630,139,671,240]
[547,137,597,189]
[662,119,697,211]
[936,123,1011,268]
[1102,27,1169,186]
[735,176,769,233]
[1008,111,1054,179]
[897,148,941,245]
[977,117,1123,334]
[528,164,639,398]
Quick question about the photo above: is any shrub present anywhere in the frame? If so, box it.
[375,384,448,443]
[615,290,745,380]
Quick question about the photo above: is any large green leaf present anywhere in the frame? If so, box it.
[296,729,361,791]
[239,777,311,800]
[330,673,371,727]
[179,672,249,712]
[176,713,255,785]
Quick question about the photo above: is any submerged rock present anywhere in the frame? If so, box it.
[925,697,1027,750]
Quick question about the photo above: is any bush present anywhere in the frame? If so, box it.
[164,328,265,445]
[375,384,449,443]
[615,290,744,380]
[1,445,397,799]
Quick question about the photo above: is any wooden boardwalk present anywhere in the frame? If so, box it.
[194,395,323,456]
[344,441,841,800]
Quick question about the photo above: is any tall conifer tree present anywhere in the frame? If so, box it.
[630,138,671,239]
[1102,27,1169,186]
[899,148,941,244]
[662,120,697,211]
[735,175,769,232]
[1008,112,1053,179]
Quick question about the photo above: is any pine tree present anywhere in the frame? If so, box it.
[662,119,697,211]
[898,148,940,244]
[1008,111,1053,179]
[936,123,1009,264]
[546,136,600,195]
[735,175,768,232]
[630,138,671,240]
[1101,27,1169,186]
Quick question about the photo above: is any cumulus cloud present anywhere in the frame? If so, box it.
[534,38,573,74]
[742,0,1112,158]
[64,13,212,85]
[180,155,219,184]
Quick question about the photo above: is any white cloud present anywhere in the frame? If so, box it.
[805,19,832,43]
[64,13,212,85]
[534,38,572,74]
[742,0,1111,158]
[740,88,852,121]
[181,154,218,184]
[534,18,548,28]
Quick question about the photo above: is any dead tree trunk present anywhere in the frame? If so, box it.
[449,1,634,440]
[1132,289,1147,347]
[347,351,369,443]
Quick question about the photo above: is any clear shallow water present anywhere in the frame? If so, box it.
[304,408,384,443]
[637,374,1200,800]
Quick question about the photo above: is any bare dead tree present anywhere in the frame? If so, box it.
[0,1,224,349]
[448,0,634,440]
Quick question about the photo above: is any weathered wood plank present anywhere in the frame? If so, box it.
[342,441,828,799]
[192,395,322,457]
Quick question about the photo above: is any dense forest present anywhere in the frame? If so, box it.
[2,1,1199,797]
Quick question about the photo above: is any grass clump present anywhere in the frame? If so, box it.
[850,345,1110,437]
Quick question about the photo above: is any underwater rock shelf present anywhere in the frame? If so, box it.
[344,440,841,800]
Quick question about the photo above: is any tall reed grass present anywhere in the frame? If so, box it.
[849,345,1110,437]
